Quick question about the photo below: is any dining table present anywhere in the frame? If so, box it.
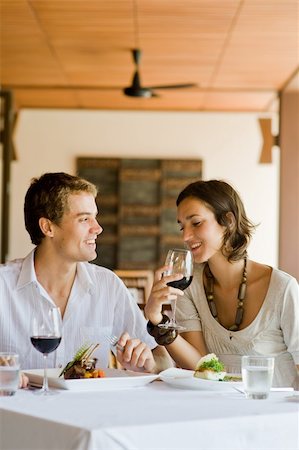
[0,373,298,450]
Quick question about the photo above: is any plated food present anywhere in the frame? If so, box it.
[194,353,226,381]
[25,342,159,391]
[25,368,158,391]
[59,343,106,379]
[159,367,242,391]
[159,353,242,391]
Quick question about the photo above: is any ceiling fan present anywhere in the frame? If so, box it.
[123,48,197,98]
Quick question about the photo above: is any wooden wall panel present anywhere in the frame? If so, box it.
[77,157,202,270]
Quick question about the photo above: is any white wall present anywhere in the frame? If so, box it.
[7,109,279,266]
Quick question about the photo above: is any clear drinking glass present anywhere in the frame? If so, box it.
[0,353,20,397]
[242,355,274,399]
[158,248,193,331]
[30,307,62,395]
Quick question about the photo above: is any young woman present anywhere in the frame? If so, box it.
[145,180,299,387]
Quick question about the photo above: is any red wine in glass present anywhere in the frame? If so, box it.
[159,248,193,331]
[30,307,62,395]
[167,276,193,291]
[30,337,61,354]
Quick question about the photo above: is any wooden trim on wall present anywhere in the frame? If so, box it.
[0,90,13,263]
[279,76,299,281]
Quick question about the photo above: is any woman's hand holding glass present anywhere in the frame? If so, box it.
[145,266,184,324]
[145,249,193,330]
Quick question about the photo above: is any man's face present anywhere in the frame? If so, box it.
[50,193,102,263]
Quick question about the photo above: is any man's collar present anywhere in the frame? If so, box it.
[16,248,94,292]
[76,261,94,293]
[16,249,37,290]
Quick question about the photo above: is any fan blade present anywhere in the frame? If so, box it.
[124,48,196,97]
[148,83,197,90]
[123,86,153,97]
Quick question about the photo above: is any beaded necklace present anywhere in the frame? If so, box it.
[205,258,247,331]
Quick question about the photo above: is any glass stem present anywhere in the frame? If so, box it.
[170,298,177,324]
[42,354,49,392]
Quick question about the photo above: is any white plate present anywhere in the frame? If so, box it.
[159,367,243,391]
[24,368,158,391]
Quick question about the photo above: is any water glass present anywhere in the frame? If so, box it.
[242,355,274,399]
[0,353,20,397]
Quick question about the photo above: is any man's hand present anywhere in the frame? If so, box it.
[115,332,156,373]
[19,372,29,388]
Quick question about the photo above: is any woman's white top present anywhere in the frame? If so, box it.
[176,263,299,388]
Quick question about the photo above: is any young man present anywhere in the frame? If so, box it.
[0,172,171,377]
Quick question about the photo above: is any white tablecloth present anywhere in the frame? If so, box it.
[0,381,298,450]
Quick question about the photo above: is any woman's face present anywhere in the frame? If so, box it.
[177,197,226,264]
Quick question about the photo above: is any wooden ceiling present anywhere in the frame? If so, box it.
[1,0,298,112]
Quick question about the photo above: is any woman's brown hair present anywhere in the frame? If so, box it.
[176,180,256,262]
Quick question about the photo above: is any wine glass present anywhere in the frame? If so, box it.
[159,248,193,331]
[30,307,62,395]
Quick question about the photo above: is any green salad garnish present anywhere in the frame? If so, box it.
[222,375,242,382]
[198,358,225,372]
